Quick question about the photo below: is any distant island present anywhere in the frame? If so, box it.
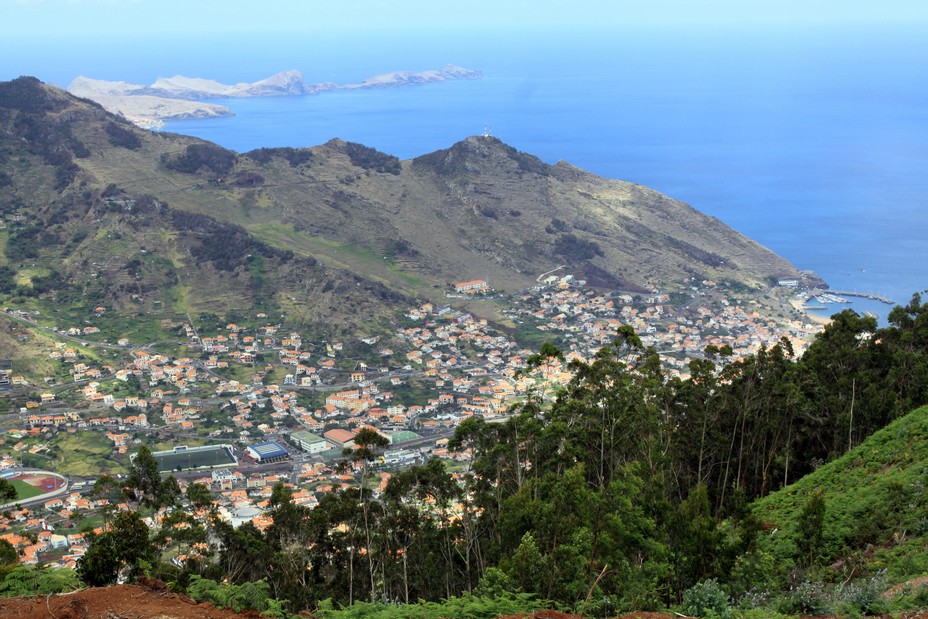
[68,65,482,129]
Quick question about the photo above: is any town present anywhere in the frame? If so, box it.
[0,275,825,568]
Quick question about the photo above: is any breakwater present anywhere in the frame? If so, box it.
[828,290,895,305]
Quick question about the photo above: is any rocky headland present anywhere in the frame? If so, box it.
[67,65,482,127]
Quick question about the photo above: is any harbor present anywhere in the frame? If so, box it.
[796,288,898,326]
[828,290,896,305]
[799,289,895,308]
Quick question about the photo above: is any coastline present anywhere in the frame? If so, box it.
[789,297,832,326]
[68,65,482,129]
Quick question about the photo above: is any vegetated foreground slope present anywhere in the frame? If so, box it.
[0,581,696,619]
[0,581,255,619]
[0,76,810,330]
[754,404,928,588]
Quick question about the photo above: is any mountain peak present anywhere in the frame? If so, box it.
[413,135,552,177]
[0,75,75,112]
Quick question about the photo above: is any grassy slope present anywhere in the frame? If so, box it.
[0,314,66,382]
[51,432,126,477]
[754,405,928,583]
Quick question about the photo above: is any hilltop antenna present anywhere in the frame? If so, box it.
[483,124,492,138]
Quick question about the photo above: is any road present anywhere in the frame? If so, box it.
[536,264,567,283]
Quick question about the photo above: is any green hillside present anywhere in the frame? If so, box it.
[754,404,928,604]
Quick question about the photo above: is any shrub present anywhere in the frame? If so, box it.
[343,142,401,175]
[0,77,58,112]
[245,146,313,167]
[736,588,772,612]
[315,592,543,619]
[232,170,265,187]
[105,122,141,150]
[777,579,832,616]
[0,266,16,294]
[680,578,733,619]
[890,581,928,612]
[554,233,603,261]
[162,143,236,176]
[0,565,81,597]
[834,572,887,617]
[186,576,288,616]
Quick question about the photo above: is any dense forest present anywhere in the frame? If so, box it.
[5,295,927,617]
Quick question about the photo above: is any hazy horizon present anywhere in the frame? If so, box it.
[4,0,927,39]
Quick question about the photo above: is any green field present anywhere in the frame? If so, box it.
[52,432,126,477]
[9,479,46,500]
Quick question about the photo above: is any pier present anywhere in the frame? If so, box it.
[828,290,895,305]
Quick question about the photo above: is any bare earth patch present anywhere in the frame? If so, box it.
[0,581,257,619]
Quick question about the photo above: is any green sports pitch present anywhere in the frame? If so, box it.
[10,480,46,500]
[153,445,237,472]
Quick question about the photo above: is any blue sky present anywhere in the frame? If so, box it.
[3,0,927,85]
[3,0,928,38]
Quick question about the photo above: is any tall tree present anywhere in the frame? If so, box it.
[76,510,155,586]
[343,428,389,601]
[796,491,826,568]
[0,479,17,503]
[125,445,164,507]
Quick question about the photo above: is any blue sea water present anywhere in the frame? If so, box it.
[3,27,927,321]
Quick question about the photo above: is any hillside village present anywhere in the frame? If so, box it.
[0,276,825,569]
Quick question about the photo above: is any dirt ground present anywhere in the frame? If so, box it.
[0,580,258,619]
[499,613,679,619]
[1,584,926,619]
[499,612,585,619]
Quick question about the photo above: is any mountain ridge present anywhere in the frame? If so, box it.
[0,76,816,332]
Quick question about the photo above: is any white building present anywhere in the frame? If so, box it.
[289,430,329,454]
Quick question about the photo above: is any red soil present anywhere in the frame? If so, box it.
[0,581,257,619]
[28,476,61,489]
[499,612,585,619]
[2,583,926,619]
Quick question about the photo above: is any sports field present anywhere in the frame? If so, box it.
[154,446,237,472]
[1,470,67,503]
[10,479,45,500]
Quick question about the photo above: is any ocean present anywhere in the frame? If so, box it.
[3,26,927,322]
